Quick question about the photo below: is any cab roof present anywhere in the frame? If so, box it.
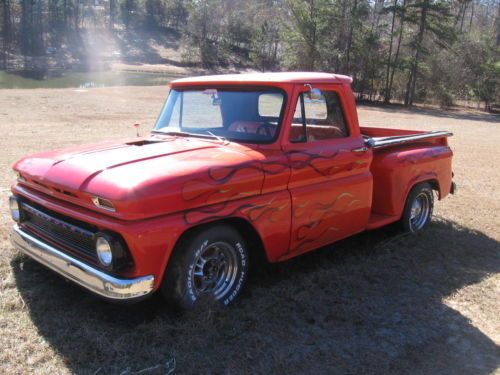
[170,72,353,86]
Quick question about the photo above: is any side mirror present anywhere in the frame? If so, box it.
[310,88,323,100]
[304,84,323,101]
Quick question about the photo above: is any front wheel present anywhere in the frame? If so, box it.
[401,182,434,233]
[161,224,249,310]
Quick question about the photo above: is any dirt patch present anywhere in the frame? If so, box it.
[0,87,498,374]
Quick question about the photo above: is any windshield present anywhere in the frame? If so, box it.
[153,88,285,143]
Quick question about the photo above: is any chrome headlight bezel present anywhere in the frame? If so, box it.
[95,235,113,267]
[9,196,22,222]
[94,232,131,270]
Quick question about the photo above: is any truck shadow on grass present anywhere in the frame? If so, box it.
[12,218,500,374]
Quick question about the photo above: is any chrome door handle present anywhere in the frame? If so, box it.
[351,146,369,153]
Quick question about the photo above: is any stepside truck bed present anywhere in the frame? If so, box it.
[361,127,454,229]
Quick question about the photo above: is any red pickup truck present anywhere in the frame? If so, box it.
[9,72,455,309]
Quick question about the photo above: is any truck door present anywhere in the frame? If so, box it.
[282,84,373,258]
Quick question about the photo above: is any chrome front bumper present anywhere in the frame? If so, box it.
[10,224,155,300]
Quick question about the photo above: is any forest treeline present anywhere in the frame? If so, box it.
[1,0,499,109]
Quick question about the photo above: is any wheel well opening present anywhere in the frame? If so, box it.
[427,179,441,199]
[219,218,269,266]
[175,218,269,266]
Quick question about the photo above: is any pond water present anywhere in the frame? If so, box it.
[0,70,183,89]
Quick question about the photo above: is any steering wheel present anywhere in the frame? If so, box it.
[257,123,274,138]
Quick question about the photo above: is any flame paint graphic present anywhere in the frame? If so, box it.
[284,192,361,258]
[181,159,290,202]
[398,147,448,165]
[285,150,340,176]
[183,195,289,225]
[181,149,364,204]
[181,150,365,253]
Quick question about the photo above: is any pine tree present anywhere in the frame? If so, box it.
[404,0,456,106]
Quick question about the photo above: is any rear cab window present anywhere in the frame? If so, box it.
[290,89,349,143]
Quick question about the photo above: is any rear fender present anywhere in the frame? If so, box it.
[370,146,452,217]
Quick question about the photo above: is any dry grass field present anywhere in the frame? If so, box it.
[0,86,499,374]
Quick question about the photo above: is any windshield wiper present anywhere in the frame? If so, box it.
[205,130,228,144]
[152,129,228,143]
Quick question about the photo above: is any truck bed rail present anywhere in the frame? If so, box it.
[366,131,453,149]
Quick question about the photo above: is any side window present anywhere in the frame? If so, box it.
[289,90,349,142]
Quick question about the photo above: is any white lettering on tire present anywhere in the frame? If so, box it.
[186,240,209,303]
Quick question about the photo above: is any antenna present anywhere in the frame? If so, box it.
[134,123,140,137]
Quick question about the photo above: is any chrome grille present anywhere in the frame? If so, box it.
[21,203,97,259]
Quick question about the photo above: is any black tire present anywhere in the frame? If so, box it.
[401,182,434,233]
[161,224,249,310]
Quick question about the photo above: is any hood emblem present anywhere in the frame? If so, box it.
[92,197,116,212]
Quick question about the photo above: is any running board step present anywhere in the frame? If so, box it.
[367,213,400,230]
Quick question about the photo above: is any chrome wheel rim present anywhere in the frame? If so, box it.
[191,241,239,300]
[410,192,431,231]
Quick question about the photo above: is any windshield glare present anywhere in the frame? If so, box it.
[154,88,285,143]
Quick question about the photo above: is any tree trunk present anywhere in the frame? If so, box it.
[309,0,317,70]
[469,1,474,32]
[109,0,115,29]
[35,0,44,55]
[21,0,31,69]
[496,3,500,46]
[388,0,406,103]
[2,0,12,69]
[63,0,67,30]
[404,70,412,105]
[460,2,468,31]
[455,1,466,28]
[405,0,428,106]
[345,0,358,73]
[384,0,398,103]
[74,0,80,30]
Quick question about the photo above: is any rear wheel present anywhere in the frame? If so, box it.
[401,182,434,233]
[161,224,249,310]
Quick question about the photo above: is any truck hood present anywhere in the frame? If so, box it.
[13,136,265,220]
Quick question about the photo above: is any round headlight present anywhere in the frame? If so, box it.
[96,236,113,266]
[9,197,20,222]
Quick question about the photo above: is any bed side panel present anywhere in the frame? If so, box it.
[370,145,453,216]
